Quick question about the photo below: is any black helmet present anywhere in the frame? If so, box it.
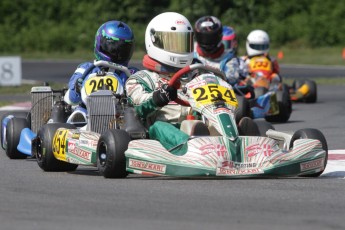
[194,16,223,53]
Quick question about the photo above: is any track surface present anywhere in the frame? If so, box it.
[0,62,344,230]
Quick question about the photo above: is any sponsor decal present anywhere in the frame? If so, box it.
[217,167,263,176]
[186,80,207,89]
[128,159,166,174]
[175,20,186,25]
[221,161,257,169]
[72,148,92,161]
[72,133,80,139]
[245,143,274,157]
[300,158,324,172]
[79,139,88,145]
[200,144,227,157]
[204,77,218,83]
[92,141,98,148]
[68,141,76,152]
[213,107,230,115]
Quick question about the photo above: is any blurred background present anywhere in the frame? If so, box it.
[1,0,345,65]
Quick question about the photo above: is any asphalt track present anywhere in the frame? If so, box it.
[0,61,344,230]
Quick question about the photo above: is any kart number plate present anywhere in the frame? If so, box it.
[84,76,119,96]
[53,129,68,161]
[249,56,273,72]
[191,84,238,107]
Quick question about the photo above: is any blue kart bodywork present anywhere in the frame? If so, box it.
[1,113,36,157]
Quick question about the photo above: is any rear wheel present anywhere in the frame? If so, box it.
[304,80,317,103]
[5,118,29,159]
[266,84,292,123]
[97,129,131,178]
[35,123,78,171]
[289,128,328,177]
[292,79,317,103]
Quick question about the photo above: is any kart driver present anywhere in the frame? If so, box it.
[193,16,247,87]
[241,29,282,86]
[125,12,194,155]
[64,20,138,119]
[222,25,238,55]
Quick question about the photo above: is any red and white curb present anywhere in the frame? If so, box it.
[322,150,345,178]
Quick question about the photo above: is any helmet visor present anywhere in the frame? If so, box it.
[249,43,269,51]
[101,38,134,63]
[152,31,194,54]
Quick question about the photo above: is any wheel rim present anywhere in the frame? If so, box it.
[36,139,43,161]
[98,141,107,167]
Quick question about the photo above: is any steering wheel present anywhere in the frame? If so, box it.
[168,63,227,106]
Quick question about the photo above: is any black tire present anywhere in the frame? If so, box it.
[289,128,328,177]
[1,111,31,150]
[35,123,78,171]
[237,117,260,136]
[304,80,317,103]
[5,118,29,159]
[234,96,252,124]
[265,84,292,123]
[97,129,131,178]
[254,120,275,137]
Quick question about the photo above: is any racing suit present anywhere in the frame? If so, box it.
[194,45,247,86]
[126,69,191,155]
[241,54,282,84]
[64,61,137,122]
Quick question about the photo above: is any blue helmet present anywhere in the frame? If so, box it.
[94,21,135,65]
[222,26,238,51]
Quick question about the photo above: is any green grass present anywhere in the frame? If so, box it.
[7,46,345,66]
[261,47,345,66]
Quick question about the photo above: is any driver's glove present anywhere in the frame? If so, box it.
[152,84,177,107]
[74,78,83,94]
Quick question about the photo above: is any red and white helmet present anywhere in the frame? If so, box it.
[145,12,194,68]
[246,29,270,56]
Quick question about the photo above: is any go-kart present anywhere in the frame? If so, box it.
[289,79,317,103]
[237,55,292,123]
[1,60,132,160]
[33,64,327,178]
[33,61,145,173]
[124,64,326,178]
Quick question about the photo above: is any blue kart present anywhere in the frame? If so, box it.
[1,60,132,159]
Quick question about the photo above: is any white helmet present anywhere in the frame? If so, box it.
[145,12,194,68]
[246,29,270,56]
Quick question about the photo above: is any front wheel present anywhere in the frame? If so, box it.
[1,111,31,150]
[35,123,78,171]
[266,84,292,123]
[289,128,328,177]
[5,118,29,159]
[97,129,131,178]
